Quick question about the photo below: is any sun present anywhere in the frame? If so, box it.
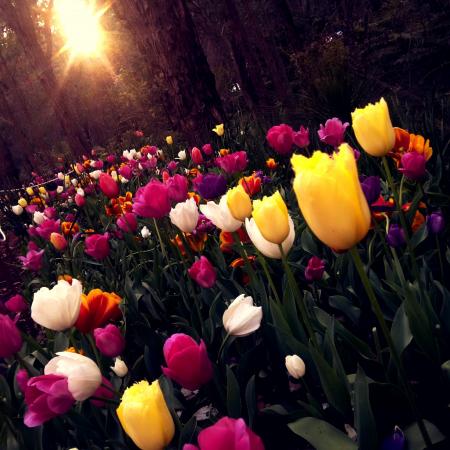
[54,0,105,57]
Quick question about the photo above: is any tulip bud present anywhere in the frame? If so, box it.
[16,368,29,393]
[141,226,151,238]
[386,224,406,248]
[50,232,68,251]
[427,212,445,234]
[94,324,125,358]
[177,150,187,160]
[0,314,23,358]
[212,123,224,136]
[33,211,46,225]
[18,197,28,208]
[12,205,24,215]
[166,135,174,145]
[111,357,128,377]
[227,185,252,222]
[285,354,306,379]
[202,143,214,155]
[191,147,204,165]
[5,294,28,313]
[26,187,34,196]
[188,256,217,288]
[266,124,294,155]
[223,294,262,337]
[117,213,138,234]
[84,233,110,261]
[305,256,325,282]
[99,173,119,199]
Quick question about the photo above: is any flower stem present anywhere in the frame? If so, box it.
[257,251,281,303]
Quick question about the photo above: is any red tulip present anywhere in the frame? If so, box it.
[191,147,204,164]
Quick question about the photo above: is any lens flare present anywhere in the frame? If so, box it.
[55,0,104,57]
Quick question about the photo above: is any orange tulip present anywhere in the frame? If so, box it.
[239,174,262,197]
[75,289,122,334]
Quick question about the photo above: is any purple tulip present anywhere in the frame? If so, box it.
[361,176,381,205]
[399,152,426,180]
[427,211,445,234]
[93,324,125,358]
[386,224,406,247]
[318,117,349,147]
[196,174,227,200]
[0,314,22,358]
[381,427,405,450]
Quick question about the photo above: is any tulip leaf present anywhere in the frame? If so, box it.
[409,224,428,249]
[288,417,357,450]
[245,375,256,427]
[390,302,413,355]
[226,366,241,418]
[354,366,377,450]
[328,295,361,326]
[404,420,446,450]
[301,227,319,255]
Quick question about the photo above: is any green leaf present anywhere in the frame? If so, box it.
[441,360,450,382]
[301,227,319,255]
[288,417,357,450]
[354,366,377,450]
[329,295,361,325]
[226,366,241,418]
[410,224,428,249]
[391,302,413,355]
[245,375,256,427]
[404,420,445,450]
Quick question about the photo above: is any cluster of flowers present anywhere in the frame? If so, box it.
[1,99,446,450]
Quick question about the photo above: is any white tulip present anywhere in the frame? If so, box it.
[33,211,46,225]
[200,195,242,232]
[111,170,118,181]
[121,177,129,184]
[76,188,85,197]
[57,172,65,180]
[12,205,24,215]
[245,215,295,259]
[285,355,306,379]
[169,198,199,233]
[45,352,102,401]
[71,178,78,186]
[123,149,137,160]
[141,226,151,238]
[111,357,128,377]
[31,279,82,331]
[177,150,187,160]
[89,170,101,180]
[56,186,64,194]
[223,294,262,337]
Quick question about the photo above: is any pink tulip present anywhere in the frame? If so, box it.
[197,417,265,450]
[36,219,60,241]
[202,143,214,156]
[5,294,28,313]
[133,179,171,218]
[75,193,86,207]
[24,374,75,427]
[293,126,310,148]
[90,376,115,407]
[118,164,133,180]
[167,160,178,172]
[117,213,138,233]
[16,369,29,393]
[106,154,116,164]
[94,324,125,358]
[162,334,213,390]
[166,174,189,203]
[215,151,248,174]
[44,207,57,219]
[84,233,110,261]
[191,147,204,164]
[0,314,22,358]
[99,173,119,199]
[266,124,294,155]
[188,256,217,288]
[317,117,349,147]
[18,249,44,272]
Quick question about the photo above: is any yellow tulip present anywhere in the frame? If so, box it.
[18,197,28,208]
[227,185,252,221]
[252,191,289,244]
[291,144,370,250]
[26,187,34,196]
[351,97,395,157]
[165,135,173,145]
[117,380,175,450]
[39,186,47,194]
[212,123,224,136]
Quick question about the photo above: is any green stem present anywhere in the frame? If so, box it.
[349,246,432,448]
[218,333,231,362]
[399,174,406,206]
[257,251,281,303]
[232,231,258,291]
[87,333,102,370]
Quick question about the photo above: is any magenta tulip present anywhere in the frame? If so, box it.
[5,294,28,313]
[90,376,115,407]
[305,256,325,282]
[36,219,61,241]
[117,213,138,233]
[84,233,110,261]
[215,151,248,174]
[24,374,75,427]
[0,314,22,358]
[317,117,349,147]
[293,126,310,148]
[94,324,125,358]
[188,256,217,288]
[18,249,44,272]
[202,143,214,156]
[75,193,86,207]
[266,124,294,155]
[166,174,189,203]
[133,179,171,218]
[16,368,29,393]
[162,333,213,390]
[399,152,426,180]
[99,173,119,199]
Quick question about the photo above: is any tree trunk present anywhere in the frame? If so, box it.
[114,0,224,144]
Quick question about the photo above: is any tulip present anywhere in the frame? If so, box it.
[291,144,371,250]
[5,294,28,313]
[360,176,381,205]
[305,256,325,282]
[427,212,445,234]
[166,174,189,203]
[75,288,122,334]
[119,164,133,180]
[117,380,175,450]
[197,417,264,450]
[215,151,248,174]
[18,249,44,272]
[90,376,115,407]
[133,179,171,218]
[212,123,224,136]
[239,175,262,196]
[94,324,125,358]
[191,147,204,164]
[75,193,85,207]
[166,135,174,145]
[24,374,75,427]
[266,124,294,155]
[318,117,349,147]
[170,198,199,233]
[177,150,187,160]
[16,368,29,393]
[99,173,119,198]
[117,213,138,233]
[50,232,68,251]
[111,357,128,377]
[167,160,178,172]
[266,158,278,170]
[44,207,57,219]
[293,126,310,148]
[252,192,289,245]
[85,233,110,261]
[223,294,262,337]
[18,197,28,208]
[381,427,405,450]
[44,352,102,401]
[245,215,295,259]
[399,152,426,180]
[0,314,22,358]
[196,174,227,200]
[202,143,214,155]
[12,204,24,215]
[200,195,242,232]
[32,279,82,331]
[386,224,405,248]
[36,219,61,241]
[188,256,217,288]
[285,355,306,379]
[33,211,45,225]
[227,185,252,222]
[141,226,151,238]
[162,333,213,390]
[351,97,395,157]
